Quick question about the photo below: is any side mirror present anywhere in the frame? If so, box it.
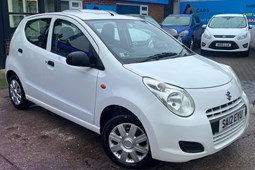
[66,51,92,67]
[248,25,253,29]
[202,24,207,29]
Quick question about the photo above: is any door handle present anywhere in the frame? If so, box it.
[46,60,55,67]
[18,48,23,53]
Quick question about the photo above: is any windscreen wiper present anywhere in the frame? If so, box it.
[141,52,178,62]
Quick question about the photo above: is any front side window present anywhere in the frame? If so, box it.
[25,18,51,49]
[51,19,90,57]
[208,16,247,28]
[162,16,191,26]
[87,20,193,64]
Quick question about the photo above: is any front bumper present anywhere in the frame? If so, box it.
[143,80,250,162]
[201,36,250,52]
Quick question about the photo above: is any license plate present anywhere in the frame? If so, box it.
[215,43,231,47]
[219,109,245,132]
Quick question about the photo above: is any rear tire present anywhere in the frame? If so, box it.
[8,75,30,110]
[101,115,152,168]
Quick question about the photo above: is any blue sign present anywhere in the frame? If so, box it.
[125,0,168,5]
[180,0,255,25]
[86,4,117,11]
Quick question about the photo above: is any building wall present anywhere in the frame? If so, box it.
[83,0,165,22]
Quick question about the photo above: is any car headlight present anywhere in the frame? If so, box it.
[179,30,189,37]
[143,77,195,117]
[237,32,248,40]
[203,31,212,39]
[221,65,242,91]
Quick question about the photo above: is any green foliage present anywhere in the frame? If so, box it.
[0,72,7,89]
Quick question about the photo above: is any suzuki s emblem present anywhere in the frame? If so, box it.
[226,91,232,101]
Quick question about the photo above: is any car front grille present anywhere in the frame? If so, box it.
[208,41,239,50]
[206,97,247,146]
[214,35,236,38]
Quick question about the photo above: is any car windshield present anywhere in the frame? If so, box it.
[162,16,191,26]
[144,16,161,28]
[86,20,193,64]
[208,16,247,28]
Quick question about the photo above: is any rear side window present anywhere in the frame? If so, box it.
[51,19,90,57]
[25,18,51,49]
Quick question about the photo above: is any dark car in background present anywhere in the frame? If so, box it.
[128,14,179,39]
[162,14,203,49]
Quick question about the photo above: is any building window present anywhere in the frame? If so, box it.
[61,0,82,11]
[8,0,38,30]
[61,1,69,11]
[71,1,82,9]
[44,0,55,12]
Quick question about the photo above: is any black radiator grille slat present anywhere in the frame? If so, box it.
[205,98,246,146]
[214,35,236,38]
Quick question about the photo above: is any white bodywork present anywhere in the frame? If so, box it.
[201,14,251,52]
[6,10,250,162]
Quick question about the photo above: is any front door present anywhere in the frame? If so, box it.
[45,16,99,124]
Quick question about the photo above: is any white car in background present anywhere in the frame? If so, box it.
[201,14,252,56]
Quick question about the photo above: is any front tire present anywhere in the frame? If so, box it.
[101,115,152,168]
[242,48,250,57]
[200,49,208,56]
[8,75,30,110]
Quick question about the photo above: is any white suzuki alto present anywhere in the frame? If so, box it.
[5,10,250,168]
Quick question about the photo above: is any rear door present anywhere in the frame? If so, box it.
[43,16,99,123]
[22,17,52,100]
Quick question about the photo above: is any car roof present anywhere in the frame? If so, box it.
[28,9,140,20]
[214,14,245,17]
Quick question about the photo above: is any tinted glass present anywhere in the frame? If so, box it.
[208,16,247,28]
[25,18,51,49]
[86,20,193,64]
[144,16,161,28]
[162,16,191,26]
[51,19,90,57]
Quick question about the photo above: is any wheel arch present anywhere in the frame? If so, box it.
[100,105,141,134]
[6,70,18,83]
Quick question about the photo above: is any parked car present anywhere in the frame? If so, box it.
[5,10,250,168]
[161,14,204,49]
[201,14,252,56]
[127,14,179,39]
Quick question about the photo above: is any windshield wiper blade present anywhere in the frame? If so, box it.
[141,52,178,62]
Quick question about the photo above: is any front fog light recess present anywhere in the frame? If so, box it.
[143,78,195,117]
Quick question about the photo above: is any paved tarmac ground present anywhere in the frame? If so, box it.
[0,48,255,170]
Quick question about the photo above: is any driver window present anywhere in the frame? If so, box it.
[51,19,90,57]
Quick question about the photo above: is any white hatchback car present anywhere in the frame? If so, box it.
[201,14,252,56]
[5,10,250,168]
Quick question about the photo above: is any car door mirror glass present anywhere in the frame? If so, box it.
[66,51,91,67]
[202,24,207,29]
